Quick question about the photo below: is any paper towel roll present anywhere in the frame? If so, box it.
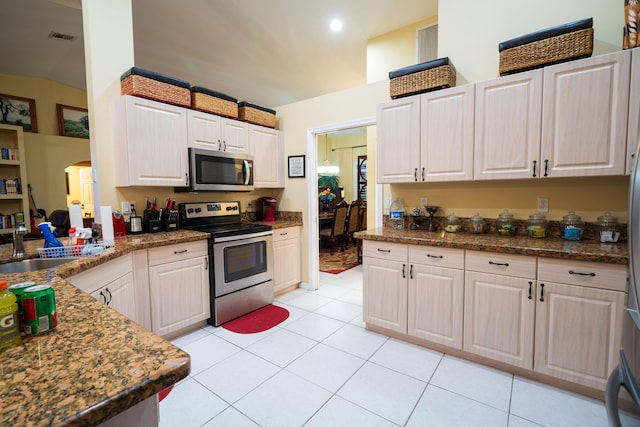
[69,204,83,230]
[100,206,114,246]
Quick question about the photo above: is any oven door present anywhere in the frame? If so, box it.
[213,231,273,297]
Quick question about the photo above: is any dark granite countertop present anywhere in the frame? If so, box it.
[0,230,211,426]
[355,227,629,265]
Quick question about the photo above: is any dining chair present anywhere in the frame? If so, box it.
[346,201,360,247]
[319,201,348,255]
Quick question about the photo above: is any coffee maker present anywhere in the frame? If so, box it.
[256,197,277,222]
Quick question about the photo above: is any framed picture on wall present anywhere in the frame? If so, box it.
[56,104,89,138]
[288,155,305,178]
[0,94,38,132]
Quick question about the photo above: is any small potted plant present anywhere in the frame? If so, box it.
[318,188,336,212]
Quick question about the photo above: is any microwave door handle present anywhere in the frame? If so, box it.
[243,160,251,185]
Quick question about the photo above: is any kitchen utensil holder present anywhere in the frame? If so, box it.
[143,209,161,233]
[162,209,178,232]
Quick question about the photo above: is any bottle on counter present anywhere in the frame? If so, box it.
[389,198,405,230]
[560,211,584,240]
[67,227,77,246]
[526,212,547,238]
[0,280,21,350]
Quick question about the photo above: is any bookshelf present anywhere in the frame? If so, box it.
[0,124,30,232]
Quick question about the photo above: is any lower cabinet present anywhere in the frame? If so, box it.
[90,271,137,320]
[272,226,301,293]
[148,241,210,337]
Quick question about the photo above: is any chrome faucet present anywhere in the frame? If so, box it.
[12,222,27,258]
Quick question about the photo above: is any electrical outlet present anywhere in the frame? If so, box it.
[537,197,549,213]
[420,197,429,207]
[246,200,253,213]
[384,197,392,209]
[121,201,132,215]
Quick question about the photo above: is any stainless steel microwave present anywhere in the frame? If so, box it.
[180,148,254,192]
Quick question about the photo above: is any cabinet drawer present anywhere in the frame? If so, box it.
[363,240,407,262]
[537,258,628,292]
[148,240,208,266]
[272,226,301,242]
[409,245,464,269]
[465,250,536,278]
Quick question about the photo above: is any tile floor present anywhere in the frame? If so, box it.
[160,266,640,427]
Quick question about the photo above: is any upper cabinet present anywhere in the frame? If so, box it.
[187,110,249,154]
[113,96,189,187]
[627,48,640,174]
[376,85,474,183]
[249,124,284,188]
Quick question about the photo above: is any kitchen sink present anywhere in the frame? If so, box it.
[0,258,76,274]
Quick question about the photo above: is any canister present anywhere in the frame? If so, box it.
[496,210,516,236]
[596,212,620,243]
[526,212,547,238]
[444,213,461,233]
[560,211,584,240]
[468,213,486,234]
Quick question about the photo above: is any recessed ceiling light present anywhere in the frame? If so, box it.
[330,19,343,32]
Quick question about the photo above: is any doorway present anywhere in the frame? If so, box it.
[65,161,94,220]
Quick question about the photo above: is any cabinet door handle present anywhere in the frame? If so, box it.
[532,160,537,177]
[427,254,443,259]
[402,263,406,278]
[174,249,188,254]
[217,139,222,150]
[105,288,112,305]
[544,159,549,177]
[410,264,414,279]
[205,256,208,270]
[414,168,418,182]
[185,173,189,186]
[377,248,391,253]
[421,167,425,181]
[488,260,509,267]
[528,281,533,300]
[99,290,107,304]
[539,283,545,302]
[568,270,595,277]
[223,141,227,151]
[280,232,288,236]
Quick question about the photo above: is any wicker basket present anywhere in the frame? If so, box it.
[191,86,238,119]
[499,18,594,76]
[120,67,191,107]
[389,57,456,99]
[238,102,277,128]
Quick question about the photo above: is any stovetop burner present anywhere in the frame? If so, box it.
[178,201,272,239]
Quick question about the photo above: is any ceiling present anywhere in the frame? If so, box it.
[0,0,437,108]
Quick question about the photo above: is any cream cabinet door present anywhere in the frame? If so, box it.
[541,50,630,177]
[627,48,640,174]
[187,109,224,151]
[464,271,535,369]
[376,96,421,183]
[474,70,543,180]
[408,263,464,349]
[113,95,189,187]
[221,118,249,154]
[90,271,137,321]
[148,256,210,337]
[273,226,301,292]
[534,281,625,390]
[363,257,407,333]
[421,84,475,182]
[249,124,284,188]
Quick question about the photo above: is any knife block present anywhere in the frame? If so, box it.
[143,210,161,233]
[162,209,178,232]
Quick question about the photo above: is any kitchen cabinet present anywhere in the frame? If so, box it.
[474,70,543,180]
[273,226,301,293]
[541,49,630,177]
[187,109,249,154]
[627,48,640,174]
[464,251,537,369]
[113,95,189,187]
[407,245,464,349]
[363,240,408,333]
[0,124,30,233]
[148,240,210,337]
[249,124,284,188]
[376,85,474,183]
[66,253,139,322]
[534,258,627,390]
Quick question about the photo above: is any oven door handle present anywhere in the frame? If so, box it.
[214,230,273,243]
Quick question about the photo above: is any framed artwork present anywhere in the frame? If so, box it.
[57,104,89,138]
[288,155,305,178]
[0,94,38,132]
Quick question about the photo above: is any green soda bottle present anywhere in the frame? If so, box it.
[0,280,21,350]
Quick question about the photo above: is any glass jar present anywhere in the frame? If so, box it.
[444,213,461,233]
[526,212,547,238]
[560,211,584,240]
[496,210,516,236]
[468,213,486,234]
[596,212,621,243]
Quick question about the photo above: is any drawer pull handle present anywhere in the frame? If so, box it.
[540,283,545,302]
[402,263,406,278]
[532,160,537,177]
[280,232,288,236]
[174,249,188,254]
[488,261,509,267]
[410,264,414,279]
[205,256,208,270]
[427,254,443,259]
[528,281,533,300]
[377,248,391,253]
[568,270,595,277]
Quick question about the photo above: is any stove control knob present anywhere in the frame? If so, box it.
[187,208,194,213]
[195,208,202,213]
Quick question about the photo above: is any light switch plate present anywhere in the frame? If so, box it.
[537,197,549,213]
[420,197,428,207]
[384,197,392,209]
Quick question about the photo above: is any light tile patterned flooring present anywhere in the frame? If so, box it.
[160,266,640,426]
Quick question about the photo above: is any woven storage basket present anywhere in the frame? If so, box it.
[389,57,456,99]
[499,18,594,76]
[191,86,238,119]
[120,67,191,107]
[238,102,277,128]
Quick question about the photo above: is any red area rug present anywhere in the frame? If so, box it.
[159,385,173,402]
[222,304,289,334]
[319,244,359,274]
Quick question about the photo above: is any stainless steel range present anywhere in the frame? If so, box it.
[178,201,273,326]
